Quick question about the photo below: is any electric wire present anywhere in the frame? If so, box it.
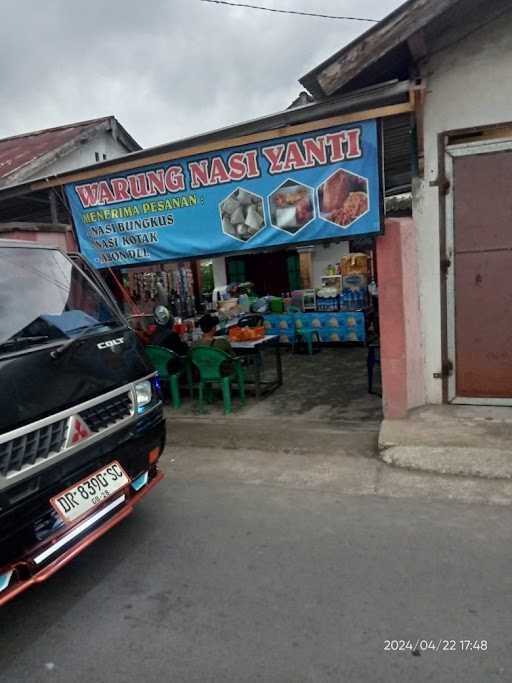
[199,0,378,22]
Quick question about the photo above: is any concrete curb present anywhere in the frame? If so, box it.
[167,415,380,456]
[380,445,512,480]
[379,418,512,480]
[166,409,512,486]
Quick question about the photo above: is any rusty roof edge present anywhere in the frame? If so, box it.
[0,116,112,145]
[299,0,458,97]
[0,119,114,188]
[0,115,140,150]
[0,117,141,189]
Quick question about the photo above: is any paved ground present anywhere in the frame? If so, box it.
[172,346,382,423]
[1,446,511,683]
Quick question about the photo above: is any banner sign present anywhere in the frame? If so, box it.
[65,119,382,269]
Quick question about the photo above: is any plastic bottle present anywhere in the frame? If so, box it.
[239,293,249,313]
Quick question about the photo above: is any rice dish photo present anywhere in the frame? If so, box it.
[269,180,315,233]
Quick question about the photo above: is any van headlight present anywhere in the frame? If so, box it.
[134,380,152,412]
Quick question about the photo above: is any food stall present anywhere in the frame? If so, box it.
[55,105,385,409]
[207,251,374,346]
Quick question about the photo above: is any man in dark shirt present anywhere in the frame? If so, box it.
[148,309,189,374]
[150,322,188,357]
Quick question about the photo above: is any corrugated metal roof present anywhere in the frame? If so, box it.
[0,116,141,187]
[0,117,108,181]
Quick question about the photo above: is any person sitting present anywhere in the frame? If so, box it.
[193,313,235,375]
[149,307,189,374]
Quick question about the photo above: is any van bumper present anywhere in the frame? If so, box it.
[0,406,166,607]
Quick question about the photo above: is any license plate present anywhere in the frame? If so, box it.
[50,461,130,523]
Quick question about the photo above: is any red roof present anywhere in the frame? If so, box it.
[0,117,139,186]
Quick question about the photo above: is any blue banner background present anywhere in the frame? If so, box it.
[65,119,382,269]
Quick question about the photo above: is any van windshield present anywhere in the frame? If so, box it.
[0,246,124,350]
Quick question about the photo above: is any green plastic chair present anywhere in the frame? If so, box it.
[292,328,321,355]
[145,345,193,409]
[189,346,245,415]
[287,307,321,355]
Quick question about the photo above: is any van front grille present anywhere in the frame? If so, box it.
[79,392,133,433]
[0,419,68,477]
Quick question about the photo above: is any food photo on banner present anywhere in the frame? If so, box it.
[64,119,383,269]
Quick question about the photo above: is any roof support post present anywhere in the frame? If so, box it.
[49,189,58,224]
[297,246,315,290]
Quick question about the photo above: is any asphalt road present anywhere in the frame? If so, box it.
[1,447,512,683]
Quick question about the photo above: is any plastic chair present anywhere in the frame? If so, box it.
[292,328,321,355]
[145,345,193,409]
[289,308,321,355]
[189,346,245,415]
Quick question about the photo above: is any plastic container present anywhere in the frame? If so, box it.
[270,297,285,314]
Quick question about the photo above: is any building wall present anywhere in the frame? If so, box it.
[211,242,350,293]
[0,226,76,251]
[414,9,512,404]
[39,131,130,178]
[377,218,423,418]
[311,240,350,288]
[212,256,228,289]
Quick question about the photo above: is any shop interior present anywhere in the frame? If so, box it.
[106,238,382,422]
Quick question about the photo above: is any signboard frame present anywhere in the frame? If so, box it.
[63,114,386,269]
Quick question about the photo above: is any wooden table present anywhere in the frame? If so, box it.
[230,335,283,398]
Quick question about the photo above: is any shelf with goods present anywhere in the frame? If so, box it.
[172,263,196,319]
[122,262,197,322]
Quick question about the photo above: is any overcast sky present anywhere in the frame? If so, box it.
[1,0,403,150]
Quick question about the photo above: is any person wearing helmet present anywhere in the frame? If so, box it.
[149,306,189,373]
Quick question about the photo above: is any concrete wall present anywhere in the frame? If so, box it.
[210,243,351,293]
[0,225,76,251]
[39,131,130,178]
[414,7,512,404]
[212,256,227,289]
[377,218,424,418]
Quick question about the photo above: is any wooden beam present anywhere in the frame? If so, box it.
[312,0,455,97]
[31,101,413,190]
[407,30,429,63]
[297,247,314,290]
